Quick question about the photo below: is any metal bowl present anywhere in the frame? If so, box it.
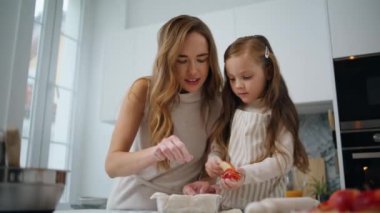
[0,167,67,212]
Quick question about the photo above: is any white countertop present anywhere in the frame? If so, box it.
[54,210,156,213]
[54,209,241,213]
[54,197,318,213]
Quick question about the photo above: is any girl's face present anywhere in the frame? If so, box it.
[175,32,209,93]
[225,54,267,105]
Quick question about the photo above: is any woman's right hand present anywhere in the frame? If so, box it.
[205,155,223,178]
[153,135,193,164]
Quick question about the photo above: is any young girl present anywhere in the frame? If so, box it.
[205,35,309,209]
[105,15,223,210]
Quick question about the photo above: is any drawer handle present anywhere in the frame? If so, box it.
[352,152,380,159]
[374,133,380,142]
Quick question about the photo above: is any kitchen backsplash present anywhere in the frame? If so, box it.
[299,112,341,192]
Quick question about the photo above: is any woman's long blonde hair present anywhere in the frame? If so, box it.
[210,35,309,173]
[149,15,223,169]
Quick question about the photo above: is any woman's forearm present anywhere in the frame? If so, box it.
[105,146,158,178]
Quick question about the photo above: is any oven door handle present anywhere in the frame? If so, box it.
[352,152,380,159]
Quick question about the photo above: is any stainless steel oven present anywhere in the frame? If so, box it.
[341,129,380,189]
[334,52,380,189]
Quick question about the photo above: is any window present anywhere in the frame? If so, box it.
[21,0,45,167]
[22,0,83,203]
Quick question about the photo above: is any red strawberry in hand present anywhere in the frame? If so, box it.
[219,161,241,181]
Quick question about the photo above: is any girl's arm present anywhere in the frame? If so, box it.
[105,78,158,177]
[205,141,225,177]
[241,128,294,184]
[209,140,225,159]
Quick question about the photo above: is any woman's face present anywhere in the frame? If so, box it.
[175,32,209,93]
[225,53,267,105]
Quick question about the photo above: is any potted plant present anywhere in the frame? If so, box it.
[309,177,330,202]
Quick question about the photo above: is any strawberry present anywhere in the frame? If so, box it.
[219,161,241,181]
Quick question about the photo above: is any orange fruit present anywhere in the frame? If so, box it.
[285,190,303,197]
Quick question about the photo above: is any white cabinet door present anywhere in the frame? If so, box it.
[234,0,334,104]
[327,0,380,58]
[200,9,236,70]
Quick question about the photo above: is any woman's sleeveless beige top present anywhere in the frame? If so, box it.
[107,89,220,210]
[220,106,294,210]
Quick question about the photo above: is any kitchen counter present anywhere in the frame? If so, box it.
[54,209,241,213]
[55,210,155,213]
[54,197,319,213]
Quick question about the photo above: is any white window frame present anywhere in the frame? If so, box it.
[27,0,64,168]
[12,0,84,206]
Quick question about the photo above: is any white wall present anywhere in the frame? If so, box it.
[0,0,34,131]
[0,0,18,130]
[76,0,128,198]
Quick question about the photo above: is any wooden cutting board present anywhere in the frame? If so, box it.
[293,157,326,197]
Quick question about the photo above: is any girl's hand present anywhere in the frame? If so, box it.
[153,135,193,164]
[205,155,223,178]
[220,168,245,190]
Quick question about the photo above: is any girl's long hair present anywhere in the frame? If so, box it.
[210,35,309,173]
[149,15,223,170]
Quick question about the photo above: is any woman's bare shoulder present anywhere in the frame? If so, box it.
[128,76,151,103]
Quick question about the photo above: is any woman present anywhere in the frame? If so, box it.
[105,15,223,210]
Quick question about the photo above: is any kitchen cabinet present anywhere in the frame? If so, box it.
[234,0,334,105]
[200,9,236,69]
[327,0,380,58]
[100,24,160,123]
[55,210,154,213]
[100,0,337,122]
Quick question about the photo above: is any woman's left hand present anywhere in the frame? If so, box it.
[220,168,245,190]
